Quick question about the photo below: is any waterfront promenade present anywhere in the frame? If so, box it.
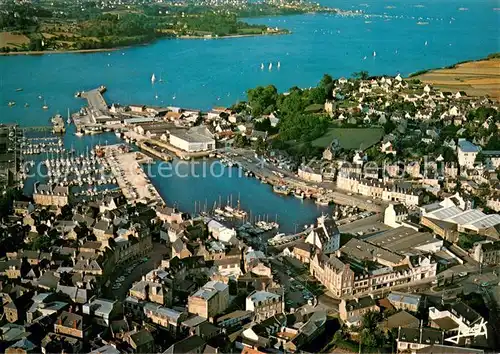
[224,147,384,212]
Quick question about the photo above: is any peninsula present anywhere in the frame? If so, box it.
[0,0,335,54]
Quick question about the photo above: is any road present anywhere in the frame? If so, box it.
[424,265,500,298]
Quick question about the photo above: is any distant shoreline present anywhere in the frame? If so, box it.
[178,31,289,40]
[0,47,122,56]
[0,31,288,57]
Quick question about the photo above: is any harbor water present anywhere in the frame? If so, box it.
[1,0,498,126]
[2,0,499,232]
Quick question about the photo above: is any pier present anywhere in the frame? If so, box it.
[80,85,109,121]
[102,144,164,205]
[75,86,110,131]
[22,126,53,133]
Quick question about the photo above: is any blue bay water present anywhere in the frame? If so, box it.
[1,0,498,231]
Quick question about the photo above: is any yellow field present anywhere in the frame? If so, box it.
[0,31,30,48]
[414,58,500,101]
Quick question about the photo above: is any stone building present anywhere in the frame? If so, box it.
[245,290,284,323]
[187,281,229,319]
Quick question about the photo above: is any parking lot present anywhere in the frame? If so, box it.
[105,242,170,300]
[269,256,323,310]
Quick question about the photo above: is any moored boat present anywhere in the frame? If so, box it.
[273,185,290,195]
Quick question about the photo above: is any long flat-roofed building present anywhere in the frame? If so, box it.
[169,126,215,152]
[422,205,500,238]
[364,227,443,255]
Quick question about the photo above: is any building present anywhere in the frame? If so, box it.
[298,163,323,183]
[428,302,488,345]
[384,203,409,228]
[382,311,419,331]
[129,279,172,307]
[421,205,500,238]
[471,241,500,265]
[304,215,340,254]
[207,220,237,243]
[387,292,422,312]
[169,127,215,152]
[310,237,437,299]
[143,303,187,334]
[245,290,284,323]
[382,183,422,206]
[415,345,484,354]
[397,327,444,353]
[486,196,500,212]
[309,252,354,298]
[216,310,253,329]
[339,296,379,327]
[33,184,69,207]
[187,281,229,319]
[0,124,21,189]
[54,311,89,339]
[420,217,459,243]
[365,228,443,255]
[123,328,155,353]
[457,139,480,169]
[83,298,121,327]
[482,150,500,169]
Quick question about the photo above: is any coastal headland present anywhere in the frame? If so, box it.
[0,0,336,55]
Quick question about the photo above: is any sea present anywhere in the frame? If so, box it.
[1,0,499,232]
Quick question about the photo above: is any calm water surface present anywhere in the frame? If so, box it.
[3,0,498,230]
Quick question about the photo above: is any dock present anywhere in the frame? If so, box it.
[102,145,164,205]
[80,85,109,122]
[75,86,110,132]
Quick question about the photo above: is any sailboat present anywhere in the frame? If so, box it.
[42,100,49,110]
[260,63,264,70]
[151,73,156,84]
[67,108,71,124]
[277,61,281,69]
[425,40,428,46]
[155,92,159,100]
[373,51,377,57]
[172,94,176,100]
[158,73,164,83]
[268,62,273,70]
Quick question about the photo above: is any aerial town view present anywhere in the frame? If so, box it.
[1,0,500,353]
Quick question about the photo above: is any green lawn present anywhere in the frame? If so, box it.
[312,127,384,150]
[304,103,324,113]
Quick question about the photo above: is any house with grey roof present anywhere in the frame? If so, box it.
[339,295,379,327]
[397,327,444,353]
[163,334,206,354]
[387,291,422,312]
[305,215,340,254]
[83,298,122,327]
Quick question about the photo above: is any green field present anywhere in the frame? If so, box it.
[312,127,384,150]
